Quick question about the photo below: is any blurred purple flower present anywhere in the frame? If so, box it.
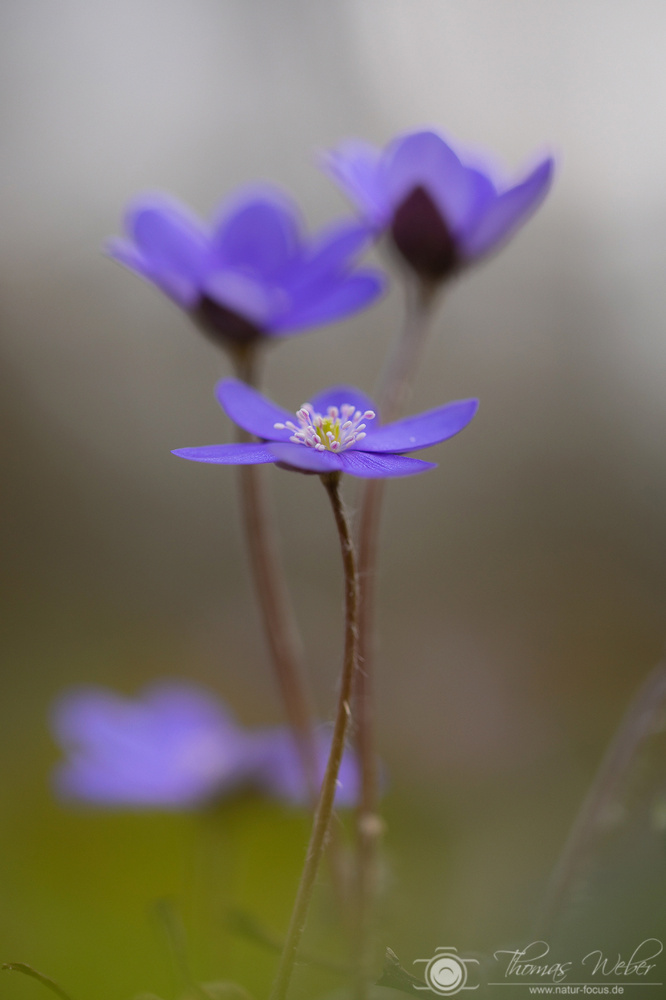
[324,129,554,283]
[172,378,478,478]
[254,728,360,807]
[51,683,257,808]
[107,186,385,349]
[51,682,361,809]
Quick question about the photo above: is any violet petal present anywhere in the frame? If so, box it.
[383,130,473,230]
[255,727,360,807]
[451,166,498,234]
[461,156,555,260]
[266,442,343,473]
[211,188,300,276]
[322,140,388,225]
[306,385,377,418]
[282,220,374,297]
[51,683,251,808]
[361,399,478,453]
[201,270,281,327]
[126,194,209,280]
[171,443,277,464]
[272,270,385,333]
[106,237,200,308]
[336,451,436,478]
[216,379,293,441]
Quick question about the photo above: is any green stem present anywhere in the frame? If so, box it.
[268,472,359,1000]
[2,965,75,1000]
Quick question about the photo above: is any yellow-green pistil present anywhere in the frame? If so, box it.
[275,403,376,453]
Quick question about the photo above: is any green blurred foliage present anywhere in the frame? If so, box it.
[3,733,666,1000]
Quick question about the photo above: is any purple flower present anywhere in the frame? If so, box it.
[107,186,385,349]
[324,129,554,283]
[51,683,258,808]
[172,379,478,478]
[51,682,361,809]
[254,728,360,807]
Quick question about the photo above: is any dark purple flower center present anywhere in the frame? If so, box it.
[390,185,459,282]
[193,296,264,347]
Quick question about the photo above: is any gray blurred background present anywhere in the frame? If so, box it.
[3,2,666,997]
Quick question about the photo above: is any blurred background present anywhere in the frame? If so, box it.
[3,2,666,998]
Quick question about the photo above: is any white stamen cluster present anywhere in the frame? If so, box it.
[275,403,376,452]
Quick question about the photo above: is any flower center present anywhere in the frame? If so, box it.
[390,185,459,281]
[275,403,376,452]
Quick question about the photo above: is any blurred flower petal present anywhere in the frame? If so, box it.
[325,128,555,282]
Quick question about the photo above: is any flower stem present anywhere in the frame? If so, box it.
[231,344,319,798]
[533,658,666,938]
[375,278,440,422]
[268,472,360,1000]
[353,277,439,982]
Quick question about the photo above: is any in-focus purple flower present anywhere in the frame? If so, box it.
[51,682,361,809]
[323,129,554,283]
[107,185,386,349]
[172,378,478,478]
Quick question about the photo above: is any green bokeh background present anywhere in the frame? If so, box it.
[3,2,666,998]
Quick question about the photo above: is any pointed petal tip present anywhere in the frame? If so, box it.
[337,451,437,478]
[525,152,557,191]
[103,235,127,258]
[461,152,556,261]
[103,236,141,268]
[319,137,380,165]
[215,375,243,400]
[171,443,277,465]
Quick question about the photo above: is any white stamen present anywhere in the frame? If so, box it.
[274,400,377,453]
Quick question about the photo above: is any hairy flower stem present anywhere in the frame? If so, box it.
[534,659,666,939]
[230,344,319,799]
[269,472,359,1000]
[353,278,439,979]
